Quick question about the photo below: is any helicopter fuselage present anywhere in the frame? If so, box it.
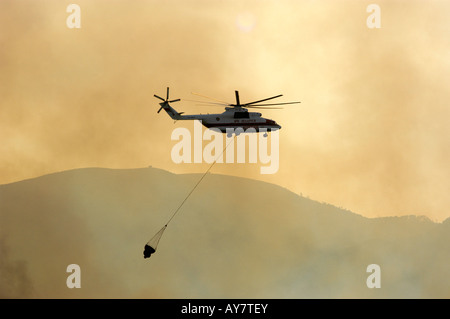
[161,103,281,134]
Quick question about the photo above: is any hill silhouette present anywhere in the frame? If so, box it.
[0,167,449,298]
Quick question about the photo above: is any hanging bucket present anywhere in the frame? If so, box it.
[143,225,167,258]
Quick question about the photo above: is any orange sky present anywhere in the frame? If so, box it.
[1,0,449,221]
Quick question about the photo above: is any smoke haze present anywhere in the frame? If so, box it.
[0,1,449,222]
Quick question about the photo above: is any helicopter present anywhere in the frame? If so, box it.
[154,87,300,137]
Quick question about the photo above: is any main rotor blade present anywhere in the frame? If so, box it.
[154,94,165,101]
[184,99,228,106]
[245,106,283,109]
[166,87,169,100]
[168,99,181,103]
[248,101,301,106]
[235,90,240,106]
[191,92,230,104]
[242,94,283,106]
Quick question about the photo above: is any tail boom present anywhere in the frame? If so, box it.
[159,102,185,120]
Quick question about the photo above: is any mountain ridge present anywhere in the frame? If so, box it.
[0,167,448,298]
[1,166,446,223]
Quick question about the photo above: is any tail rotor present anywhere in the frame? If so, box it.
[154,87,180,113]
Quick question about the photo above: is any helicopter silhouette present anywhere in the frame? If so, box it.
[154,87,300,137]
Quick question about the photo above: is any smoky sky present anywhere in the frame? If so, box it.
[0,0,449,221]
